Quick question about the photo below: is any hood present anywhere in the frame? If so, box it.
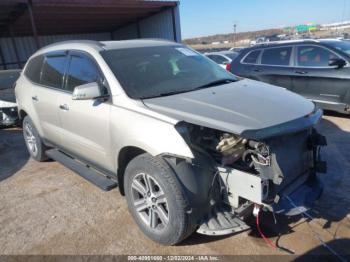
[143,79,315,135]
[0,88,16,103]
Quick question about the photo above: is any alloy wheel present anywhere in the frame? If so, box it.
[131,173,169,231]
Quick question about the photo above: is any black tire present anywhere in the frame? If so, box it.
[124,153,195,245]
[22,116,48,162]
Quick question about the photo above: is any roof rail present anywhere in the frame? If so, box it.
[41,40,105,49]
[254,39,319,46]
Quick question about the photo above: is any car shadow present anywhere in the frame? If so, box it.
[181,116,350,252]
[0,127,29,182]
[293,238,350,261]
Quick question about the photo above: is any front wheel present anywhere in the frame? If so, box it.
[124,153,195,245]
[23,116,48,162]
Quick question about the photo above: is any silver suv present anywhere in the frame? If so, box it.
[15,40,327,245]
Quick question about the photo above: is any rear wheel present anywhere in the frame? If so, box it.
[23,116,48,162]
[124,153,195,245]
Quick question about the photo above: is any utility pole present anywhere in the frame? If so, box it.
[233,23,237,48]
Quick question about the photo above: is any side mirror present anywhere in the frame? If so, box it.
[329,58,346,69]
[72,82,103,100]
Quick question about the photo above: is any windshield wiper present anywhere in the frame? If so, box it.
[192,78,236,90]
[141,90,189,99]
[140,78,236,99]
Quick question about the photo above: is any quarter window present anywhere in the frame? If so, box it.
[41,55,67,89]
[261,47,292,66]
[66,55,101,92]
[297,45,339,67]
[242,50,260,64]
[24,55,44,84]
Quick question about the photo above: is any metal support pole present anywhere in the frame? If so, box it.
[233,24,237,48]
[0,44,6,70]
[136,20,141,38]
[9,27,22,68]
[26,0,40,49]
[171,6,178,42]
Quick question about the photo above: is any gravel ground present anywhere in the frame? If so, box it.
[0,113,349,260]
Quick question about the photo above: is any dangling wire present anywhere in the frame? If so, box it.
[255,211,277,249]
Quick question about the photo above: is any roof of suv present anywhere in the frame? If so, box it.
[37,39,180,55]
[250,38,346,48]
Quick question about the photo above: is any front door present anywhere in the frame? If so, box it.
[57,51,112,170]
[292,45,350,104]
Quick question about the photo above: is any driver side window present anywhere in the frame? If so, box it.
[297,45,339,67]
[66,54,107,94]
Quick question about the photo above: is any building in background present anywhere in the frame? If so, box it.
[0,0,181,70]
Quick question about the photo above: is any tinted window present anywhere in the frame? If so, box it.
[41,56,67,89]
[66,55,101,92]
[207,55,228,64]
[102,46,237,99]
[242,50,260,64]
[261,47,292,66]
[24,55,44,84]
[322,40,350,55]
[297,45,339,67]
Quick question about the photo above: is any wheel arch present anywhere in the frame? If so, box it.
[117,146,146,195]
[18,109,28,125]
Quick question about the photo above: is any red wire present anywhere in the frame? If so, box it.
[256,212,277,249]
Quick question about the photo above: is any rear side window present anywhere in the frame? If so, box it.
[66,55,101,92]
[242,50,260,64]
[41,56,67,89]
[24,55,44,84]
[261,47,292,66]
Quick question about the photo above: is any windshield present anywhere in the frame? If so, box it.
[101,45,237,99]
[323,40,350,55]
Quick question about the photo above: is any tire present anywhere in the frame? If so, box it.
[124,153,195,245]
[22,116,48,162]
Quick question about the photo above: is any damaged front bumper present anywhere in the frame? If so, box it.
[170,108,326,236]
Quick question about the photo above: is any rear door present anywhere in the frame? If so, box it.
[233,49,261,77]
[292,44,350,104]
[57,51,112,170]
[30,52,68,144]
[257,46,294,90]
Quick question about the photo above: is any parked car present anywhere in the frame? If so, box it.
[16,40,326,245]
[0,69,21,127]
[231,39,350,114]
[205,51,239,71]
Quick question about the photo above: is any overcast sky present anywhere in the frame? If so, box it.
[179,0,350,39]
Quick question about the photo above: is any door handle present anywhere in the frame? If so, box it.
[253,69,263,72]
[32,96,38,101]
[295,70,308,75]
[59,104,69,111]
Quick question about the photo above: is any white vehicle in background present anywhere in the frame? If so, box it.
[0,70,21,127]
[204,51,239,71]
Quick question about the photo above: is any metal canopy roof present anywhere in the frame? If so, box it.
[0,0,178,36]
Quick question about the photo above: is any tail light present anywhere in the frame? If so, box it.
[226,63,232,72]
